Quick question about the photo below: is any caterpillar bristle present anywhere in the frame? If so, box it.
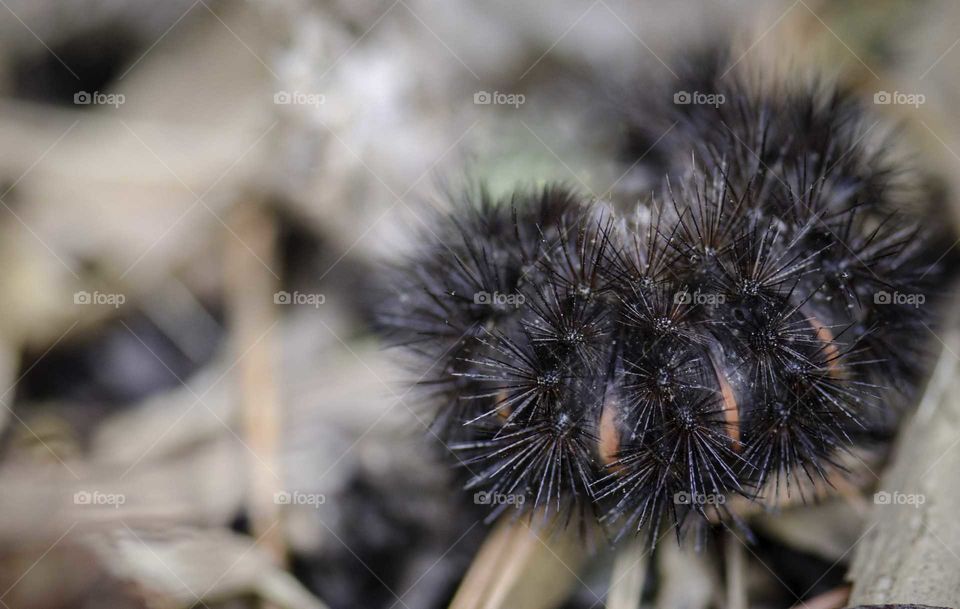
[618,335,714,440]
[521,284,612,367]
[374,64,955,545]
[454,402,600,525]
[595,389,743,543]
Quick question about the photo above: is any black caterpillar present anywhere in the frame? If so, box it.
[375,67,954,544]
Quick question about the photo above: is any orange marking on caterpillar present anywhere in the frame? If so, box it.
[709,354,741,451]
[598,396,621,470]
[805,311,843,378]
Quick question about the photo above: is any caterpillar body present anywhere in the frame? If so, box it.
[376,67,954,543]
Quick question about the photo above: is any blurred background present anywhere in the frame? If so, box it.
[0,1,959,608]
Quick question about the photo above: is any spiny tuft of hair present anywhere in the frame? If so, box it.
[375,69,954,545]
